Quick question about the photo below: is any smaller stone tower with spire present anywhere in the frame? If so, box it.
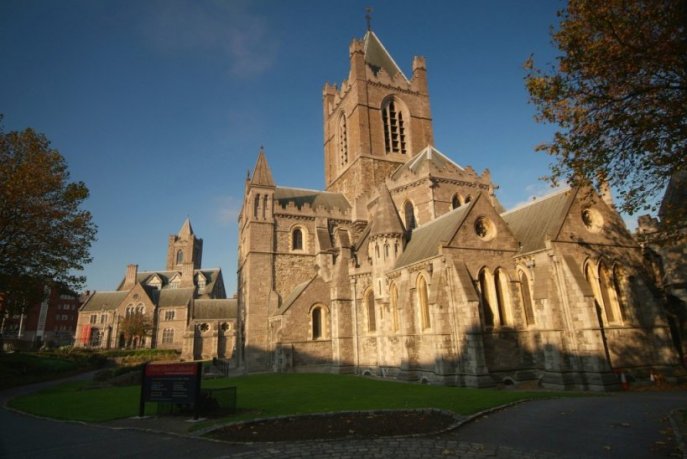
[166,218,203,271]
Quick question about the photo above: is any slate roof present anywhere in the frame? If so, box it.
[501,188,575,254]
[157,288,195,308]
[177,218,195,237]
[394,201,473,268]
[277,277,315,315]
[251,149,275,187]
[274,187,351,213]
[81,291,128,312]
[118,268,223,293]
[391,145,464,180]
[192,299,237,320]
[370,185,405,237]
[364,31,407,81]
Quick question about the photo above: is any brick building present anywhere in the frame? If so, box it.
[236,29,678,389]
[75,219,237,360]
[1,286,80,349]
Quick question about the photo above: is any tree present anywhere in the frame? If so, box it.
[118,312,152,348]
[524,0,687,228]
[0,117,97,315]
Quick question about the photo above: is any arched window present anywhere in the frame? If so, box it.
[292,228,303,250]
[494,269,510,326]
[366,289,376,332]
[404,201,416,232]
[263,194,269,220]
[390,283,400,333]
[478,268,497,329]
[382,98,408,154]
[253,194,260,219]
[585,260,623,324]
[417,275,430,329]
[176,249,184,265]
[613,265,628,321]
[338,113,348,167]
[519,271,535,325]
[312,307,322,339]
[452,194,461,209]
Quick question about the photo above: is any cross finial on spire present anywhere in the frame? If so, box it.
[365,7,373,31]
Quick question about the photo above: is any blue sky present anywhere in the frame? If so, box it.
[1,0,569,295]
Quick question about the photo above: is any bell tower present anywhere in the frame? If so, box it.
[323,30,434,202]
[166,218,202,271]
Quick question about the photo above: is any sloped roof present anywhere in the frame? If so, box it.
[501,188,575,254]
[391,145,464,180]
[370,185,405,237]
[177,218,194,237]
[363,31,407,81]
[274,187,350,213]
[158,288,194,308]
[395,202,473,268]
[81,291,128,312]
[193,299,237,320]
[277,277,316,315]
[133,268,223,292]
[251,149,275,187]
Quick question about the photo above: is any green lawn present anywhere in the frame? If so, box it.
[8,372,582,423]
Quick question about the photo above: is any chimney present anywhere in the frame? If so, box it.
[123,264,138,290]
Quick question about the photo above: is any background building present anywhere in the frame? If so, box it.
[75,219,237,361]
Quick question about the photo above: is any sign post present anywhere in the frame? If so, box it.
[140,362,203,419]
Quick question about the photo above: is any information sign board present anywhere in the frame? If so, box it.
[139,362,202,418]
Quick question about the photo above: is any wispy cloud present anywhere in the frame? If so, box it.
[139,1,278,78]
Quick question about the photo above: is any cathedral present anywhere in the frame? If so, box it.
[236,28,678,390]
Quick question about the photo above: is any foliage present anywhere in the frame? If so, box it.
[9,372,582,424]
[0,117,97,315]
[118,312,152,347]
[0,351,105,389]
[524,0,687,226]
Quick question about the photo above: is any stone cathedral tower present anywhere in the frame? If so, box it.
[323,31,434,202]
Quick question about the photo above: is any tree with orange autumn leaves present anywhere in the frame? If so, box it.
[525,0,686,229]
[0,117,96,316]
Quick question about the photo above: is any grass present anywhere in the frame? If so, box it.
[8,372,584,424]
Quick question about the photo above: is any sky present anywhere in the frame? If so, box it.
[1,0,572,295]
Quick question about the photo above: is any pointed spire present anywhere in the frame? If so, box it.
[178,217,194,237]
[363,31,408,81]
[250,147,275,187]
[370,184,405,238]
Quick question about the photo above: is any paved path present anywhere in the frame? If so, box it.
[1,374,685,458]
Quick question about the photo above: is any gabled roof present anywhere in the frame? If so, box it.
[116,268,224,294]
[192,299,237,320]
[251,149,275,187]
[370,185,405,237]
[501,188,576,253]
[394,201,474,268]
[81,291,128,312]
[274,187,350,213]
[363,31,408,81]
[391,145,464,180]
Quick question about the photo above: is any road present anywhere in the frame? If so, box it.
[1,374,685,458]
